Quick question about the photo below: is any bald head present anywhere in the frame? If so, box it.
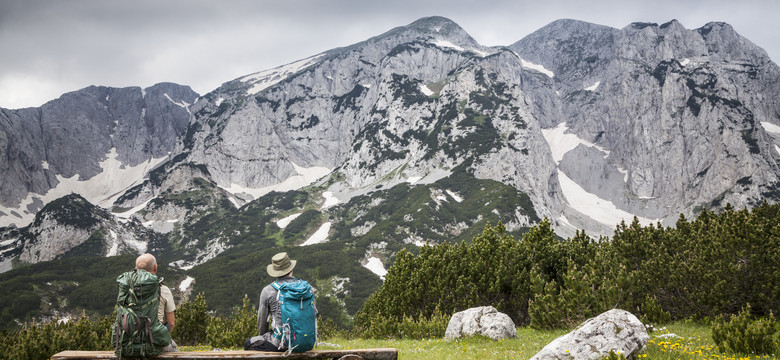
[135,253,157,274]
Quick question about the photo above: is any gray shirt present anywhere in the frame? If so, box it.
[255,276,317,348]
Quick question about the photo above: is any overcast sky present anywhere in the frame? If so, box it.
[1,0,778,109]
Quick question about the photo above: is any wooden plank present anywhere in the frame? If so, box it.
[50,348,397,360]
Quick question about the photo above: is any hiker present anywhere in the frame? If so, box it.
[135,253,178,352]
[245,252,318,352]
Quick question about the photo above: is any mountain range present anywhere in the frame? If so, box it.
[1,16,778,326]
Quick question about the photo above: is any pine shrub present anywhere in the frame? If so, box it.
[204,294,256,348]
[0,313,112,360]
[171,292,211,345]
[711,304,778,355]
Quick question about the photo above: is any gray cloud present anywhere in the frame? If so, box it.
[2,0,778,108]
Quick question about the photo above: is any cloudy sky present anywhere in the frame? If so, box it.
[1,0,778,109]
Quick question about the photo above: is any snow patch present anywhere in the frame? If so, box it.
[541,122,610,164]
[276,213,302,229]
[419,84,434,96]
[106,230,119,257]
[164,93,190,111]
[761,121,780,134]
[407,176,422,184]
[680,58,691,66]
[446,190,463,203]
[0,238,18,247]
[179,276,195,292]
[114,197,156,219]
[321,191,339,209]
[557,170,655,227]
[215,97,224,107]
[41,161,49,170]
[1,148,167,227]
[515,54,555,77]
[0,245,19,256]
[243,55,324,95]
[431,39,464,51]
[558,215,576,230]
[775,144,780,155]
[363,257,387,280]
[124,237,147,254]
[585,81,601,91]
[300,222,331,246]
[616,167,629,183]
[219,162,330,203]
[429,39,493,57]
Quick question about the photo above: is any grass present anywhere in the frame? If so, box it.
[179,321,779,360]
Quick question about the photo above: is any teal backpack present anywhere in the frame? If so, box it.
[272,279,317,353]
[111,269,171,358]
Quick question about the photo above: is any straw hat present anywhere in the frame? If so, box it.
[266,252,297,277]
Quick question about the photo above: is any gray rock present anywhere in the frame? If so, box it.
[530,309,649,360]
[0,83,198,226]
[444,306,517,341]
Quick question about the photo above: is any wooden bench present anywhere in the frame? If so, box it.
[50,349,398,360]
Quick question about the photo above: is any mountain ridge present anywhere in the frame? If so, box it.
[0,16,779,326]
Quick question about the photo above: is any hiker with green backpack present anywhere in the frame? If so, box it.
[111,254,178,358]
[245,252,318,353]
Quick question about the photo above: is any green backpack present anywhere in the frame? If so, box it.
[111,269,171,358]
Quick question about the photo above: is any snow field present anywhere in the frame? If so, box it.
[446,190,463,203]
[363,257,388,280]
[0,148,167,227]
[419,84,434,96]
[585,81,601,91]
[243,55,325,95]
[179,276,195,292]
[219,162,331,204]
[557,170,655,227]
[761,121,780,134]
[276,213,302,229]
[541,122,610,165]
[514,54,555,78]
[300,222,331,246]
[321,191,340,209]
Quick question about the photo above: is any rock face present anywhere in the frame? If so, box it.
[444,306,517,340]
[161,16,780,240]
[513,19,780,234]
[2,16,780,271]
[530,309,649,360]
[17,194,153,263]
[0,83,198,227]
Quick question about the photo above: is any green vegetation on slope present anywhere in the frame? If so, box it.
[356,202,780,334]
[0,255,184,328]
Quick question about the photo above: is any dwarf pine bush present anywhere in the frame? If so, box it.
[356,202,780,336]
[711,304,778,355]
[0,313,112,360]
[204,294,256,348]
[171,292,210,345]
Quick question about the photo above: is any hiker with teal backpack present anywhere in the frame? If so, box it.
[112,254,178,358]
[245,252,318,353]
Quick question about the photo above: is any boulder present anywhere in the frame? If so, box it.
[444,306,517,341]
[530,309,649,360]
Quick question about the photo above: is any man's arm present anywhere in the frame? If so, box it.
[160,285,177,332]
[165,311,175,332]
[257,290,270,334]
